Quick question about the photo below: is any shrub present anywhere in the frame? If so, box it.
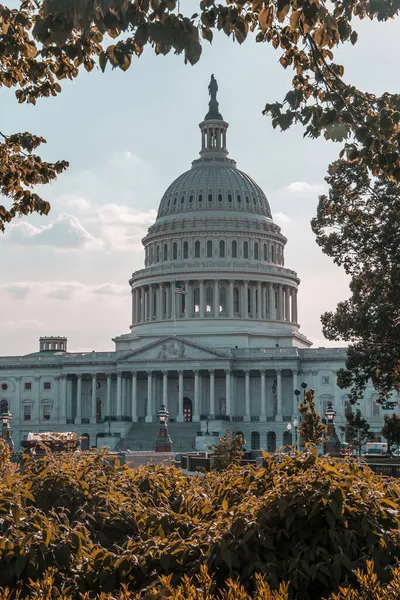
[0,448,400,599]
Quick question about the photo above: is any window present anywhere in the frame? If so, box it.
[206,286,213,313]
[1,383,7,391]
[254,242,259,260]
[245,196,250,204]
[43,382,51,390]
[23,405,31,421]
[232,240,237,258]
[173,197,177,206]
[271,245,275,263]
[208,193,213,202]
[322,376,330,385]
[228,193,232,203]
[219,286,227,313]
[181,195,185,204]
[156,245,160,262]
[243,241,249,259]
[193,287,200,313]
[219,240,225,258]
[194,240,200,258]
[0,399,8,413]
[218,193,222,202]
[43,405,51,421]
[237,195,241,203]
[189,194,193,203]
[198,194,203,202]
[172,242,177,260]
[372,402,380,417]
[183,241,189,259]
[24,382,32,391]
[163,243,168,261]
[207,240,213,258]
[263,243,268,261]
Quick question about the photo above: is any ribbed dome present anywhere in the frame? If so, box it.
[156,163,272,220]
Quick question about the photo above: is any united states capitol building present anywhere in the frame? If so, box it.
[0,78,389,452]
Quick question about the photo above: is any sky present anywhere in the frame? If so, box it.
[1,8,400,356]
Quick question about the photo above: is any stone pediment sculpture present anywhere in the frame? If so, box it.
[119,337,230,363]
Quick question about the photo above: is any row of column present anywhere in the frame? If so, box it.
[72,368,303,423]
[132,280,298,325]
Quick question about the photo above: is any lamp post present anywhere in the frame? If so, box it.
[323,401,341,456]
[286,418,299,447]
[1,411,14,452]
[205,416,210,436]
[154,404,173,453]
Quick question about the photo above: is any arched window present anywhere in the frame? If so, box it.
[0,399,8,414]
[254,242,259,260]
[208,193,213,202]
[218,193,223,202]
[228,193,232,203]
[207,240,213,258]
[173,197,177,206]
[233,287,239,313]
[156,245,160,263]
[243,241,249,259]
[189,194,193,203]
[183,241,189,259]
[198,194,203,203]
[237,195,241,203]
[181,195,185,204]
[219,240,225,258]
[193,287,200,313]
[231,240,237,258]
[195,240,200,258]
[172,242,177,260]
[219,286,227,313]
[206,286,213,313]
[247,287,251,315]
[263,243,268,261]
[163,243,168,261]
[271,245,275,263]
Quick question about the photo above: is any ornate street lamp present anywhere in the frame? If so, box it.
[154,404,173,453]
[1,411,14,452]
[323,401,341,456]
[293,382,308,448]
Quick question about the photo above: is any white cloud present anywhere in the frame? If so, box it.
[2,319,43,330]
[93,204,157,251]
[3,213,103,251]
[0,281,126,300]
[57,194,91,213]
[274,212,292,224]
[287,181,325,194]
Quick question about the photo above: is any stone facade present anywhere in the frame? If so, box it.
[0,79,396,451]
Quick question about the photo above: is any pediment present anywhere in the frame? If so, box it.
[119,337,230,363]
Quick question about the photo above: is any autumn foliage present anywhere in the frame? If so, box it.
[1,440,400,599]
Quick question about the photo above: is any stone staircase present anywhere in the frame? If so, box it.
[117,421,199,452]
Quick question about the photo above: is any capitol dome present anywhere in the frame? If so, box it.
[116,75,311,351]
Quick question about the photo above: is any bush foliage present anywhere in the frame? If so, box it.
[1,441,400,599]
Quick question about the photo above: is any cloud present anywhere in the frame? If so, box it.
[93,204,157,251]
[0,281,126,300]
[287,181,325,194]
[57,194,91,213]
[274,212,292,224]
[3,213,103,251]
[2,319,43,330]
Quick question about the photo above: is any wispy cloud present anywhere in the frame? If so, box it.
[0,281,126,300]
[287,181,325,194]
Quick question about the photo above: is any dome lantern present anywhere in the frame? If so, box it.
[197,75,230,162]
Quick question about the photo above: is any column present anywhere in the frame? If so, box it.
[292,369,298,417]
[122,376,127,417]
[165,283,171,318]
[252,284,257,318]
[145,371,153,422]
[285,287,290,322]
[135,288,140,324]
[293,289,298,323]
[225,370,231,418]
[149,285,154,321]
[177,371,184,422]
[244,370,250,421]
[131,371,137,422]
[199,280,205,318]
[162,370,168,408]
[90,373,97,422]
[193,370,200,421]
[60,375,67,423]
[276,369,282,421]
[143,288,147,321]
[243,281,248,318]
[157,285,163,320]
[229,280,234,317]
[209,370,215,417]
[187,282,193,318]
[131,289,135,325]
[105,374,111,419]
[260,369,266,420]
[279,286,284,320]
[257,282,262,319]
[76,374,82,424]
[214,279,219,317]
[116,373,122,419]
[13,376,21,424]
